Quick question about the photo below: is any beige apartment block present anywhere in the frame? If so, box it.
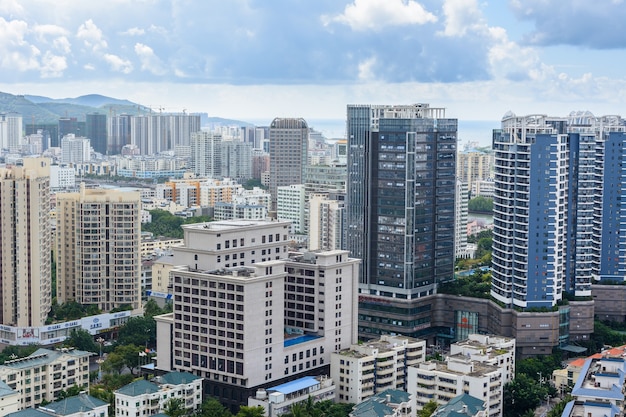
[408,356,504,417]
[330,335,427,404]
[56,184,141,311]
[0,158,52,327]
[0,348,91,410]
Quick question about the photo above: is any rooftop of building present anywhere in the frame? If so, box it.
[419,356,500,378]
[182,219,289,232]
[0,348,92,370]
[337,335,425,358]
[116,372,203,397]
[156,371,202,385]
[6,410,50,417]
[39,393,108,415]
[116,379,160,397]
[351,389,411,417]
[0,380,17,398]
[265,376,322,396]
[562,400,621,417]
[571,356,626,401]
[432,393,486,417]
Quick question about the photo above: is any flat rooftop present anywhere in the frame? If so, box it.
[183,219,289,231]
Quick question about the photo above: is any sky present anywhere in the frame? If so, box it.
[1,0,626,143]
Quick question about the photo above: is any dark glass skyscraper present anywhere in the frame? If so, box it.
[346,104,457,338]
[86,112,107,154]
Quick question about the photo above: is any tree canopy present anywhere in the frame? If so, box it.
[468,196,493,213]
[142,209,212,239]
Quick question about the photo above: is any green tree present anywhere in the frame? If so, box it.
[468,196,493,213]
[235,406,265,417]
[144,299,165,318]
[56,384,84,399]
[64,329,99,353]
[112,344,147,376]
[0,345,40,365]
[418,400,439,417]
[164,398,187,417]
[116,316,156,348]
[101,351,125,374]
[503,374,550,417]
[195,397,232,417]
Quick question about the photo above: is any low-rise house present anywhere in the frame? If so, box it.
[559,351,626,417]
[431,394,486,417]
[114,371,203,416]
[350,389,415,417]
[39,393,108,417]
[248,375,335,417]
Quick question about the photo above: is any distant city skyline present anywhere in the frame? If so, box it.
[0,1,624,133]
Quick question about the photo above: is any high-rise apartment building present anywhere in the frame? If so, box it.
[61,134,91,164]
[0,113,23,152]
[277,184,306,234]
[85,112,107,155]
[346,104,457,339]
[56,185,141,311]
[455,180,469,258]
[221,140,252,182]
[190,131,222,178]
[456,150,493,194]
[0,158,52,327]
[269,118,309,210]
[107,113,132,154]
[491,112,626,309]
[130,113,201,155]
[309,194,344,252]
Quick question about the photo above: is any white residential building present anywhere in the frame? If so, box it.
[455,180,469,259]
[309,194,344,251]
[61,135,91,164]
[0,113,23,152]
[154,219,360,411]
[407,356,504,417]
[191,131,222,178]
[331,335,426,404]
[0,348,91,409]
[50,165,76,190]
[449,334,515,384]
[214,202,267,221]
[277,184,306,234]
[560,351,626,417]
[114,372,203,417]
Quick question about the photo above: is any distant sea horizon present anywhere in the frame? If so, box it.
[247,118,497,148]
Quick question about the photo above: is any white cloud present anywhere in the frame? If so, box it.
[103,53,133,74]
[40,52,67,77]
[358,56,377,81]
[134,43,166,75]
[0,0,24,16]
[76,19,107,51]
[440,0,484,37]
[0,18,40,71]
[323,0,437,31]
[84,63,95,70]
[122,27,145,36]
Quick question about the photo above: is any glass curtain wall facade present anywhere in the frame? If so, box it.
[346,104,457,338]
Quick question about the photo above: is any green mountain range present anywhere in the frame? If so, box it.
[0,91,252,128]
